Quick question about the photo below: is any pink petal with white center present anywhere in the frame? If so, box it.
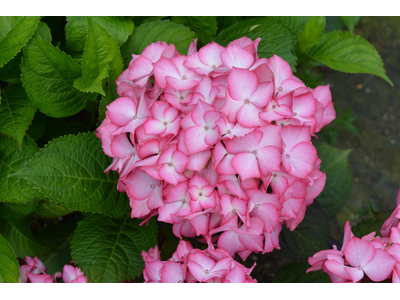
[158,200,185,223]
[220,44,254,69]
[278,78,307,99]
[191,100,214,127]
[292,92,316,118]
[224,265,246,283]
[164,86,193,110]
[217,152,236,175]
[220,90,244,123]
[187,150,211,172]
[217,230,246,258]
[188,212,210,236]
[198,42,225,69]
[127,56,153,86]
[362,248,396,282]
[231,152,260,181]
[344,237,375,269]
[184,52,210,75]
[237,104,264,128]
[281,125,311,151]
[187,252,216,282]
[226,130,262,154]
[107,97,137,126]
[171,150,190,173]
[256,146,282,176]
[110,134,135,158]
[166,75,200,91]
[26,273,53,283]
[158,165,187,185]
[238,233,264,254]
[284,142,317,178]
[141,42,168,62]
[227,67,258,101]
[323,255,352,282]
[312,85,332,108]
[123,169,161,200]
[187,39,198,56]
[263,223,282,253]
[184,125,209,155]
[153,57,181,89]
[248,82,274,108]
[267,55,292,90]
[161,261,185,283]
[144,260,164,282]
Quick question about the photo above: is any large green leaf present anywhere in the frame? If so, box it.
[0,134,43,203]
[11,132,130,218]
[171,16,217,43]
[308,31,393,86]
[0,84,37,148]
[120,19,196,67]
[298,16,326,53]
[271,16,312,37]
[277,201,330,260]
[0,217,56,258]
[351,219,384,238]
[20,33,93,118]
[0,16,40,68]
[0,201,39,221]
[314,142,352,219]
[218,17,297,70]
[273,261,330,283]
[71,214,158,283]
[0,234,20,283]
[65,16,134,52]
[73,17,123,96]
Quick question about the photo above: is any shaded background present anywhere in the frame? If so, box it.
[248,16,400,282]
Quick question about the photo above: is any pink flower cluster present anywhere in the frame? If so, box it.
[142,240,257,283]
[19,256,87,283]
[307,189,400,283]
[96,37,335,260]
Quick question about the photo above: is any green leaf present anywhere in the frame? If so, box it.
[0,233,20,283]
[35,222,77,274]
[0,52,22,83]
[73,17,123,96]
[341,16,361,34]
[20,33,92,118]
[218,17,297,70]
[271,16,312,37]
[0,84,37,148]
[171,16,217,43]
[36,21,52,43]
[277,201,330,260]
[308,31,393,86]
[351,219,384,238]
[120,19,196,67]
[314,142,352,219]
[0,201,39,221]
[35,200,74,218]
[0,16,40,68]
[298,16,326,53]
[11,132,130,218]
[71,214,158,283]
[65,16,134,52]
[273,261,330,283]
[0,134,43,203]
[0,217,56,258]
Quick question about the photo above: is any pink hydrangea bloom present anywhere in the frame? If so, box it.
[97,37,336,280]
